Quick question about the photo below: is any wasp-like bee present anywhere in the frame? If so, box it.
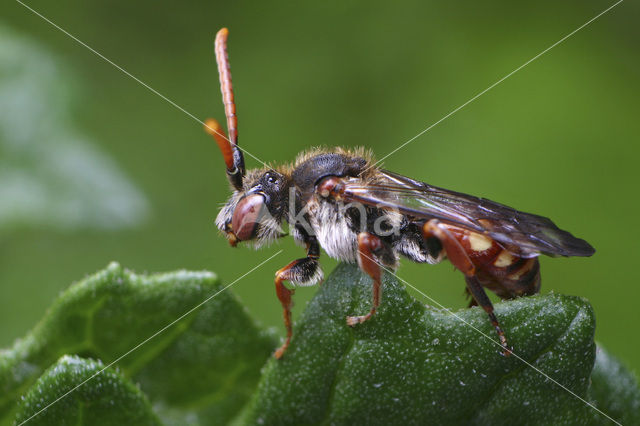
[206,28,595,359]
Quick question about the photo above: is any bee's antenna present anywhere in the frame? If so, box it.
[205,27,245,190]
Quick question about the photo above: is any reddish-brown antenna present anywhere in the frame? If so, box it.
[215,28,238,146]
[204,118,234,171]
[205,28,245,190]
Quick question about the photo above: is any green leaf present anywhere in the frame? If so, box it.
[0,262,275,425]
[240,263,636,425]
[0,24,148,232]
[14,355,161,426]
[588,346,640,424]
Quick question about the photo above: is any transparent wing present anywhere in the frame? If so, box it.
[341,170,595,258]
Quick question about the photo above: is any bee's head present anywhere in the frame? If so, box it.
[216,169,290,248]
[206,29,289,248]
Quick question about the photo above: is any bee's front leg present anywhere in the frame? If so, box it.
[273,239,322,359]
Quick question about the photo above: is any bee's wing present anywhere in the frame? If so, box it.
[341,170,595,258]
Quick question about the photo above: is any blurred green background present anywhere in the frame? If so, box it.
[2,0,638,376]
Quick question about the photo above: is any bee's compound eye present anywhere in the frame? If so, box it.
[232,194,266,241]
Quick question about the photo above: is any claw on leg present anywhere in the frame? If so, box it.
[274,342,289,360]
[346,313,373,326]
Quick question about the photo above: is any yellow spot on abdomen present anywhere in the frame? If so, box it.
[494,250,514,267]
[468,233,492,252]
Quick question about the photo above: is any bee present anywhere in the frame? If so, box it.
[205,28,595,359]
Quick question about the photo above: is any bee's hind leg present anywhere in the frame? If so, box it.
[347,232,395,326]
[422,219,511,356]
[465,287,479,307]
[464,275,511,356]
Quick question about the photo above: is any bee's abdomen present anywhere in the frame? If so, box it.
[445,225,541,298]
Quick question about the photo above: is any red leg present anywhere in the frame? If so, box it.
[347,232,385,326]
[423,219,475,276]
[274,267,294,359]
[423,220,511,356]
[273,255,322,359]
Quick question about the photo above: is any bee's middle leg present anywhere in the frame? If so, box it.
[347,232,395,326]
[422,219,511,356]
